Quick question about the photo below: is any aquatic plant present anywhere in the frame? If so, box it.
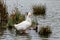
[12,7,25,24]
[8,7,25,29]
[39,26,52,38]
[30,21,38,32]
[0,1,8,28]
[32,5,46,16]
[31,21,38,28]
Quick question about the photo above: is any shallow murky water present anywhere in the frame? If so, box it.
[0,29,41,40]
[0,0,60,40]
[0,27,60,40]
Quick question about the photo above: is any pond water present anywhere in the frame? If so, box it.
[0,29,41,40]
[0,28,60,40]
[0,0,60,40]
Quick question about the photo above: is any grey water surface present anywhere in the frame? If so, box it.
[0,0,60,40]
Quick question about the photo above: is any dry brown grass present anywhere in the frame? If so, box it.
[0,2,8,28]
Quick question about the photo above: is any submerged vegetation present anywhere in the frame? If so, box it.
[31,21,37,27]
[30,21,38,32]
[31,21,38,27]
[32,5,46,16]
[39,26,52,38]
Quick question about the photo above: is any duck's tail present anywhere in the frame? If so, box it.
[14,24,17,26]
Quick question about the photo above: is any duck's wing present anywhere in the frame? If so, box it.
[14,21,31,30]
[14,21,26,30]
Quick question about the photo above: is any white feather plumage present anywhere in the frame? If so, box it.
[14,12,32,30]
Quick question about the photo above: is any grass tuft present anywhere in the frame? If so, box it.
[8,8,25,29]
[0,2,8,28]
[39,26,52,38]
[32,5,46,16]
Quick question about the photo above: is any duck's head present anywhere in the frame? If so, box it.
[26,12,32,22]
[28,12,32,17]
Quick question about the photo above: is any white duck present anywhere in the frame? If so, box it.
[14,12,32,33]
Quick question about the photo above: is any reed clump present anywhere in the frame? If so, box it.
[39,26,52,38]
[8,8,25,29]
[32,5,46,16]
[0,2,8,29]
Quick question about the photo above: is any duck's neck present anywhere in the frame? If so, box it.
[26,16,32,22]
